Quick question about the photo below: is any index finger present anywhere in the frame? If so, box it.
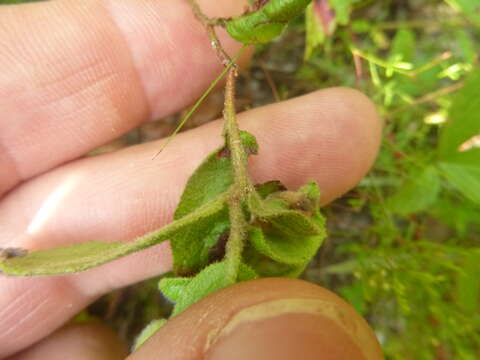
[0,0,246,197]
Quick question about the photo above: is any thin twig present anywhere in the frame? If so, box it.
[188,0,232,66]
[261,62,281,102]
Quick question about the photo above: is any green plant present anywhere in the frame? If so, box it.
[0,0,327,350]
[298,1,480,358]
[2,0,479,357]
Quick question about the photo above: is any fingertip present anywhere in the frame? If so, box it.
[130,278,383,360]
[318,87,382,198]
[244,87,382,203]
[0,0,250,193]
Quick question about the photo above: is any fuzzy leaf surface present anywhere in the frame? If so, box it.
[171,132,258,275]
[158,277,192,303]
[243,244,308,278]
[246,181,326,267]
[170,262,257,317]
[225,0,311,44]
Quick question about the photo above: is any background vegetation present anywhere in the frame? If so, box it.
[1,0,479,358]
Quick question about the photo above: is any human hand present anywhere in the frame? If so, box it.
[0,0,382,358]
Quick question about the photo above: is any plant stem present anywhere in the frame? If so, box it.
[188,0,232,65]
[187,0,253,282]
[225,193,247,282]
[223,69,252,282]
[223,69,251,193]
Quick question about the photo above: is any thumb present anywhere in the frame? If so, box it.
[130,278,383,360]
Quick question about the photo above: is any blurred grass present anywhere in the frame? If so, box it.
[2,0,479,358]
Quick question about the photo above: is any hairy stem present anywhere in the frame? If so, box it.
[223,69,252,282]
[187,1,253,282]
[225,193,247,282]
[223,70,251,193]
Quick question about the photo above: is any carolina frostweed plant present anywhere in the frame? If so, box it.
[0,0,325,349]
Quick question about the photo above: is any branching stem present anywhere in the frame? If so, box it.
[188,1,253,282]
[188,0,231,65]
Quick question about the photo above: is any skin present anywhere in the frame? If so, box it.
[6,323,129,360]
[130,278,383,360]
[0,0,382,358]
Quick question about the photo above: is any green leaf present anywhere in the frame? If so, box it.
[174,150,233,220]
[247,181,326,265]
[390,28,416,62]
[170,262,257,317]
[340,282,366,315]
[255,180,287,199]
[439,70,480,156]
[243,244,308,278]
[0,194,227,276]
[456,29,477,64]
[171,132,258,275]
[329,0,360,25]
[446,0,480,27]
[225,0,311,44]
[432,196,480,236]
[171,210,230,275]
[239,130,259,155]
[242,182,325,277]
[237,262,259,281]
[133,319,167,350]
[387,166,441,215]
[457,250,480,313]
[298,180,321,208]
[439,149,480,205]
[169,262,230,317]
[249,188,325,237]
[158,277,192,303]
[248,218,323,265]
[304,3,326,60]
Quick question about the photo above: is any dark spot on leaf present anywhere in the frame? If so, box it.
[0,247,28,260]
[175,267,196,277]
[208,231,229,262]
[217,147,231,158]
[269,191,314,214]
